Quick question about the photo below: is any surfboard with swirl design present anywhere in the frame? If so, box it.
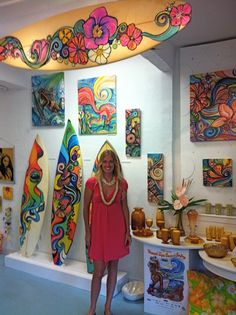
[51,119,82,265]
[19,135,49,257]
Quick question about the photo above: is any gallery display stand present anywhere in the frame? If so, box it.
[132,233,204,315]
[5,251,128,297]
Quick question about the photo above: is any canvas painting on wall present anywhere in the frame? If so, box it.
[202,158,232,187]
[190,68,236,142]
[0,147,14,183]
[78,75,116,135]
[125,109,141,157]
[147,153,164,204]
[3,186,13,200]
[32,72,65,126]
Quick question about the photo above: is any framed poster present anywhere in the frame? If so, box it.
[0,147,14,183]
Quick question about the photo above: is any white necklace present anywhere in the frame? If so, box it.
[98,179,119,206]
[101,176,116,186]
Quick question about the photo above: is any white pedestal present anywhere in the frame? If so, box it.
[5,251,128,296]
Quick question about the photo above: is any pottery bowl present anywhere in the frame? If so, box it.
[231,257,236,267]
[122,281,144,301]
[204,243,227,258]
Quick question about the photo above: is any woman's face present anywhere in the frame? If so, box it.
[101,155,114,175]
[2,156,10,167]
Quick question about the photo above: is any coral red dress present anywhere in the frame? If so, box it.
[86,177,129,262]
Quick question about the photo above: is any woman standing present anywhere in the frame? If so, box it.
[83,150,131,315]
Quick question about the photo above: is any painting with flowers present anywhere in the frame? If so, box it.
[78,75,116,135]
[32,72,65,126]
[202,158,232,187]
[0,2,191,69]
[190,68,236,142]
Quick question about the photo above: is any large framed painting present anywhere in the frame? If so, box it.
[0,147,14,183]
[78,75,116,135]
[202,158,232,187]
[32,72,65,126]
[147,153,164,204]
[190,68,236,142]
[125,109,141,157]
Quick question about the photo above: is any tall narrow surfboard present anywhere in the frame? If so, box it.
[51,119,82,266]
[19,135,49,257]
[86,140,122,273]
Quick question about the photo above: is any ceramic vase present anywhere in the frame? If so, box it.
[131,207,145,230]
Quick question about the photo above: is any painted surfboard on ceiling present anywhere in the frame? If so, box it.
[0,0,192,70]
[51,119,82,266]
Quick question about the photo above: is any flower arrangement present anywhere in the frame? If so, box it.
[159,179,207,215]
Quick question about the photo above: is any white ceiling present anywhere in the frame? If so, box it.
[0,0,235,48]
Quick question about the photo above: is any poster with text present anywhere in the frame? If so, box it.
[144,244,189,315]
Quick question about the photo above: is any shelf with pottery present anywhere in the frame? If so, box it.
[198,250,236,281]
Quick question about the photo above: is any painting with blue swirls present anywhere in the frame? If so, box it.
[32,72,65,126]
[190,69,236,142]
[202,159,232,187]
[125,109,141,157]
[78,75,116,135]
[147,153,164,204]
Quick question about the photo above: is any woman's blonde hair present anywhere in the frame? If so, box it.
[96,150,123,181]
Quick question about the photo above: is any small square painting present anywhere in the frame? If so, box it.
[203,158,232,187]
[0,147,14,183]
[32,72,65,126]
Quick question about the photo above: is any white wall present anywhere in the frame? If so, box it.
[0,54,173,280]
[179,39,236,234]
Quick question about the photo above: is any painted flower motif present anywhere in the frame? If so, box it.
[83,7,117,49]
[190,82,209,113]
[120,23,142,50]
[88,43,111,64]
[31,39,49,64]
[59,28,73,44]
[211,101,236,130]
[0,46,6,61]
[67,33,88,65]
[170,3,192,26]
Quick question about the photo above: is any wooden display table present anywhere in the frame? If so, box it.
[132,232,204,315]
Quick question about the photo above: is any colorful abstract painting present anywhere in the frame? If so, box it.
[147,153,164,204]
[126,109,141,157]
[190,69,236,142]
[32,72,65,126]
[78,75,116,135]
[0,196,2,212]
[202,159,232,187]
[3,186,13,200]
[0,147,14,183]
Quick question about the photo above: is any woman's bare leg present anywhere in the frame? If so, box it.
[86,260,106,315]
[104,260,118,315]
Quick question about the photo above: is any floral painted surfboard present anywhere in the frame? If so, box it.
[51,119,82,265]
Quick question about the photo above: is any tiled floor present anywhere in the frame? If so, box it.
[0,254,148,315]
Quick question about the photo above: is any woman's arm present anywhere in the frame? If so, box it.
[83,185,93,248]
[121,189,131,246]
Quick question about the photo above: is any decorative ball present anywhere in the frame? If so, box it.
[122,281,144,301]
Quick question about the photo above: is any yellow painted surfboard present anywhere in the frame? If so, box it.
[0,0,191,70]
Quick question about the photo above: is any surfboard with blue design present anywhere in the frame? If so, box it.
[51,119,82,265]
